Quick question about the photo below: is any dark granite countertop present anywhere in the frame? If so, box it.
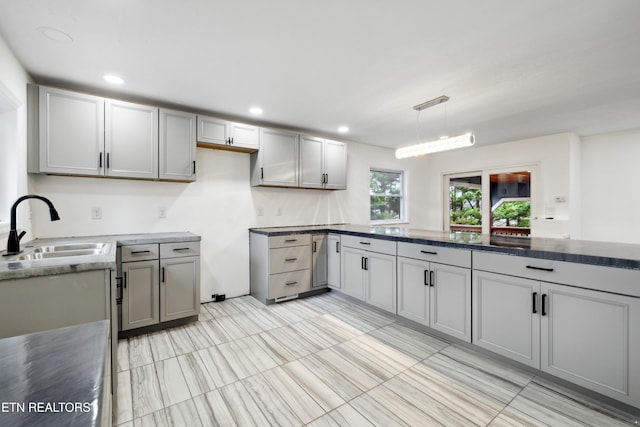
[0,232,200,281]
[0,320,110,427]
[249,224,640,270]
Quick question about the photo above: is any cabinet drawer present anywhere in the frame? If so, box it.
[268,269,311,299]
[398,242,471,268]
[473,251,640,297]
[121,244,159,262]
[341,234,396,255]
[160,241,200,259]
[269,234,311,249]
[269,245,311,274]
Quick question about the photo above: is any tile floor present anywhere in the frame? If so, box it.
[114,292,639,426]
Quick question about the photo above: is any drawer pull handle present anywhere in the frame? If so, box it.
[130,250,151,254]
[285,281,298,286]
[526,265,554,272]
[359,241,371,245]
[424,270,429,286]
[312,241,317,253]
[173,247,190,251]
[430,270,435,287]
[285,239,298,242]
[541,293,548,316]
[285,258,298,262]
[420,250,438,255]
[336,241,340,253]
[532,292,538,314]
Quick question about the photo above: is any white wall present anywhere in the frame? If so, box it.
[409,132,577,236]
[30,140,422,300]
[581,129,640,244]
[0,34,31,251]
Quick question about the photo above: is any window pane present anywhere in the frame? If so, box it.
[490,171,531,236]
[370,170,401,196]
[449,175,482,232]
[370,196,401,220]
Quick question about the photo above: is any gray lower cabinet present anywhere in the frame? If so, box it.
[340,236,396,314]
[397,242,471,342]
[250,233,312,303]
[160,244,201,321]
[312,234,328,288]
[119,241,200,331]
[327,234,341,289]
[473,263,640,408]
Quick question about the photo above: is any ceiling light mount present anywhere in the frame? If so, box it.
[413,95,449,111]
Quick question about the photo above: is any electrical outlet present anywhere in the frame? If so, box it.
[91,206,102,220]
[158,207,167,218]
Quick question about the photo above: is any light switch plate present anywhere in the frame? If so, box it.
[158,207,167,218]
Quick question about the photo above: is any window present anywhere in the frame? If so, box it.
[370,169,405,223]
[448,175,482,233]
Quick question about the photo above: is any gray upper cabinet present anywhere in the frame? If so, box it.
[197,115,259,152]
[299,135,347,190]
[251,128,299,187]
[30,85,105,176]
[105,99,158,179]
[160,109,197,181]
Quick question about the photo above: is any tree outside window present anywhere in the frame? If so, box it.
[370,169,404,222]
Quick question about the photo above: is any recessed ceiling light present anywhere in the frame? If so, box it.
[37,27,73,44]
[103,74,125,85]
[338,126,349,133]
[249,107,263,115]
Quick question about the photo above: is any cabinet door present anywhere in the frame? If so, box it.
[324,139,347,189]
[197,116,229,147]
[327,234,341,289]
[159,109,196,181]
[39,86,104,176]
[541,282,640,407]
[105,99,158,179]
[121,260,159,330]
[299,135,324,188]
[230,122,259,150]
[397,257,429,326]
[340,246,365,300]
[430,263,471,342]
[160,256,200,321]
[256,128,299,187]
[473,271,540,368]
[312,235,328,288]
[366,252,396,314]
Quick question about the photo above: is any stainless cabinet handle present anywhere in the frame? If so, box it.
[526,265,554,272]
[420,250,437,255]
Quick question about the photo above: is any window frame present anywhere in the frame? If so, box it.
[369,167,407,225]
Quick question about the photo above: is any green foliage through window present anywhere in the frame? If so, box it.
[370,170,403,221]
[492,201,531,228]
[450,186,482,225]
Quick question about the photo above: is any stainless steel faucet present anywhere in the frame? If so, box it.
[4,194,60,256]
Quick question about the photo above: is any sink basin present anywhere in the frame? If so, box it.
[15,242,111,261]
[31,242,109,253]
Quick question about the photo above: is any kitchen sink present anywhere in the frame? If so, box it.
[31,242,109,253]
[15,242,111,261]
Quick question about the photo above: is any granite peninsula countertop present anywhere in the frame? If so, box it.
[0,232,200,281]
[250,224,640,270]
[0,320,110,427]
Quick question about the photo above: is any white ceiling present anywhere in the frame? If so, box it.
[1,0,639,149]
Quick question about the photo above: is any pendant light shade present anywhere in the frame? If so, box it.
[395,133,475,159]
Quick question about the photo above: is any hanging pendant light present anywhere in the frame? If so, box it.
[396,95,475,158]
